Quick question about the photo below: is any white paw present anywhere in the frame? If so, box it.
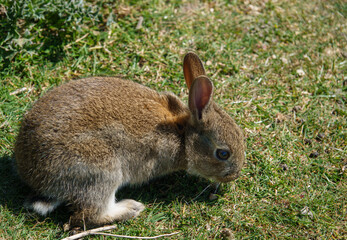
[116,199,145,219]
[101,199,145,222]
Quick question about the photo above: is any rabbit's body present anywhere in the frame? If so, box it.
[15,53,245,226]
[16,77,189,188]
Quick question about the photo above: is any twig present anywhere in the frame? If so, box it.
[230,99,253,104]
[75,33,90,43]
[155,65,162,82]
[89,46,103,50]
[0,120,9,129]
[136,16,144,29]
[61,225,179,240]
[61,225,118,240]
[211,69,221,79]
[64,33,89,50]
[323,174,336,185]
[92,231,180,239]
[331,147,344,152]
[10,87,33,96]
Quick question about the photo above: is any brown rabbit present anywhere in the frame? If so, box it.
[15,52,245,226]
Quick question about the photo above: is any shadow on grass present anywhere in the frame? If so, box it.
[0,154,217,228]
[0,155,29,212]
[118,171,215,205]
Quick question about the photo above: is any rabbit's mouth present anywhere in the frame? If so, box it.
[187,166,241,183]
[216,171,241,183]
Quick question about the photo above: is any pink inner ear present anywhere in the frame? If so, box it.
[190,76,213,119]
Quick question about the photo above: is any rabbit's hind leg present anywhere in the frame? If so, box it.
[25,195,62,216]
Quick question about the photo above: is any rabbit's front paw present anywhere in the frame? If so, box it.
[100,199,145,222]
[115,199,145,220]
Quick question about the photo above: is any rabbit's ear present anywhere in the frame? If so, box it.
[188,76,213,120]
[183,52,206,89]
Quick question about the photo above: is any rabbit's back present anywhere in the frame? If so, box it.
[25,77,178,136]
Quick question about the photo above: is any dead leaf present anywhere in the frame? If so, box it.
[275,113,286,123]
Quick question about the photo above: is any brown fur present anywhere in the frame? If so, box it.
[14,52,245,226]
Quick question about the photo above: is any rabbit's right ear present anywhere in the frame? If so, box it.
[183,52,206,89]
[188,76,213,120]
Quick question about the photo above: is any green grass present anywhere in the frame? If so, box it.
[1,0,346,239]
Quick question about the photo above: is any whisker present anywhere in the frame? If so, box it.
[190,183,213,202]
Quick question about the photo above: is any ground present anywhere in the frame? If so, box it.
[0,0,346,239]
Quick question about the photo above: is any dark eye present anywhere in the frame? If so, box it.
[176,123,184,131]
[215,149,230,161]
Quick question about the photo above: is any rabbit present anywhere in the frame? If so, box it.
[14,52,245,226]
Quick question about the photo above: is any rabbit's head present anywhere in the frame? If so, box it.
[183,53,245,183]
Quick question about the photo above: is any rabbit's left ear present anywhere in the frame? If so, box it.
[188,76,213,120]
[183,52,206,90]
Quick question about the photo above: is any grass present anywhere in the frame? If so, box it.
[0,0,346,239]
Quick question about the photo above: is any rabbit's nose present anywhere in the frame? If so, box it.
[228,170,241,180]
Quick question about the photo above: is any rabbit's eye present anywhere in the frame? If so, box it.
[215,149,230,161]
